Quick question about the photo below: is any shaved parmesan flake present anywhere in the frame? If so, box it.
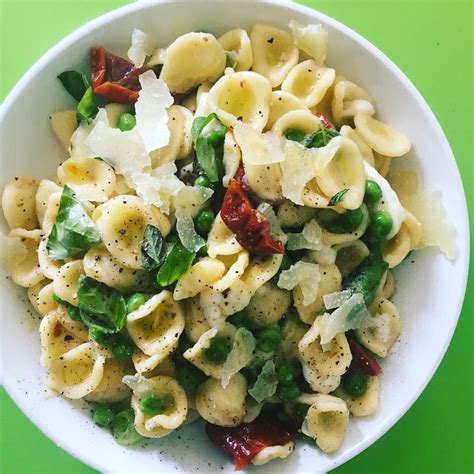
[277,262,320,306]
[70,108,109,158]
[248,360,278,403]
[135,70,174,153]
[0,232,27,275]
[175,185,213,252]
[305,244,337,265]
[287,219,322,250]
[128,28,156,67]
[221,328,256,388]
[257,203,288,245]
[319,293,375,345]
[233,122,285,165]
[122,373,147,391]
[364,162,404,239]
[289,20,328,66]
[281,140,318,205]
[323,290,352,310]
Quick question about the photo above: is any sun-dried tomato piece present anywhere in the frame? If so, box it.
[220,172,284,256]
[206,414,298,470]
[348,337,382,376]
[315,112,334,129]
[93,82,139,104]
[91,46,107,89]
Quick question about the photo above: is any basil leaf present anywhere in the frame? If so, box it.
[156,240,195,287]
[52,294,81,321]
[195,137,219,182]
[191,113,218,142]
[328,188,349,206]
[248,360,278,403]
[77,276,127,334]
[141,224,165,272]
[76,86,98,123]
[57,70,90,102]
[304,127,340,148]
[47,185,101,261]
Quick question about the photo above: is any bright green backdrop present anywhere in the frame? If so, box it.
[0,1,472,473]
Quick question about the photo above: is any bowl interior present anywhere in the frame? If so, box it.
[0,1,469,472]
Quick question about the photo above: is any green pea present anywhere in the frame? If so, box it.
[284,129,306,142]
[177,363,206,393]
[276,382,301,401]
[139,393,174,416]
[342,372,369,397]
[117,112,136,131]
[112,340,134,362]
[257,325,281,352]
[194,175,213,188]
[364,180,383,204]
[204,337,231,364]
[370,210,393,238]
[344,208,364,229]
[111,409,143,445]
[318,208,363,234]
[126,292,146,313]
[277,362,297,386]
[91,405,115,427]
[195,207,215,234]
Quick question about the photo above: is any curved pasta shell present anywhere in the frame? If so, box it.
[252,442,294,466]
[321,204,370,246]
[337,376,380,417]
[315,136,366,210]
[294,263,342,324]
[112,174,135,197]
[303,394,349,453]
[218,28,253,72]
[2,175,39,230]
[250,24,299,87]
[271,109,322,137]
[7,228,43,287]
[49,110,77,150]
[222,130,242,188]
[141,356,178,379]
[27,280,55,317]
[357,299,401,357]
[57,157,116,202]
[83,245,148,292]
[130,375,188,437]
[241,254,283,293]
[339,125,375,166]
[211,251,249,293]
[282,60,335,108]
[93,195,170,270]
[127,291,185,360]
[206,71,272,132]
[52,260,85,306]
[243,159,282,202]
[332,80,375,126]
[41,191,62,235]
[182,296,211,343]
[277,201,317,228]
[334,239,370,277]
[35,179,62,227]
[55,304,89,341]
[374,152,392,177]
[37,237,63,279]
[374,270,396,302]
[195,373,247,427]
[160,32,226,93]
[301,364,341,394]
[150,105,193,167]
[207,213,243,258]
[301,179,330,208]
[298,316,352,376]
[354,113,411,157]
[266,91,310,130]
[280,314,311,362]
[310,74,345,125]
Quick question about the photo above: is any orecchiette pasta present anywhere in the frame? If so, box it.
[218,28,253,72]
[266,91,310,130]
[182,296,211,343]
[252,442,294,465]
[271,109,323,138]
[2,176,39,230]
[277,201,317,228]
[339,125,375,166]
[210,251,249,293]
[331,80,375,126]
[334,239,370,277]
[52,259,85,306]
[49,110,77,150]
[321,204,370,246]
[207,213,244,258]
[336,376,380,417]
[35,179,62,226]
[37,236,64,279]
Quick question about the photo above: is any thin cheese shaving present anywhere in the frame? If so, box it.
[256,203,288,245]
[323,290,352,310]
[286,219,322,250]
[289,20,328,66]
[277,262,320,306]
[70,108,109,158]
[127,29,156,67]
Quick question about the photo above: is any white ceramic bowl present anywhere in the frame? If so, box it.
[0,1,469,472]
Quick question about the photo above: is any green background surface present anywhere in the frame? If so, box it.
[0,0,472,473]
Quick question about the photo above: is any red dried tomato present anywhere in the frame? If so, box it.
[348,337,382,376]
[315,112,334,129]
[93,82,139,104]
[220,172,284,256]
[206,414,298,470]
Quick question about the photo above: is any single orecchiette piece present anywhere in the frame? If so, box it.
[93,195,170,270]
[55,304,89,341]
[339,125,375,166]
[271,109,323,138]
[302,394,349,453]
[250,24,299,88]
[298,316,352,376]
[207,213,243,258]
[49,110,77,150]
[294,263,342,324]
[336,376,380,416]
[35,179,62,226]
[334,239,370,277]
[182,296,211,343]
[174,257,226,301]
[83,245,148,292]
[223,130,242,188]
[280,314,310,362]
[211,251,250,293]
[243,159,282,202]
[52,260,85,306]
[127,375,188,438]
[282,60,335,108]
[354,112,411,157]
[195,373,247,427]
[374,270,396,301]
[301,364,341,394]
[357,299,401,357]
[252,442,294,465]
[31,282,58,316]
[27,280,52,316]
[218,28,253,72]
[266,91,310,130]
[57,157,116,202]
[37,237,64,280]
[331,80,375,126]
[41,191,62,235]
[374,152,392,177]
[289,20,328,65]
[160,32,226,93]
[7,228,43,287]
[321,204,370,246]
[206,71,272,132]
[241,254,283,293]
[150,105,193,167]
[127,291,185,362]
[2,175,39,230]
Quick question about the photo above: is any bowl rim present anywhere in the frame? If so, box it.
[0,0,470,472]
